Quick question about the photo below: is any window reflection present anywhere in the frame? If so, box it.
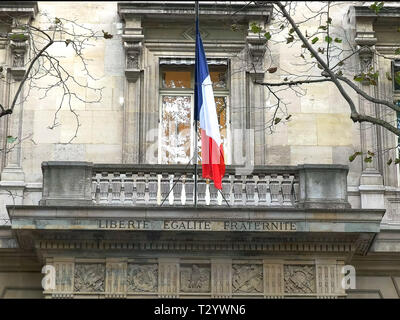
[162,70,192,89]
[210,66,227,89]
[161,96,192,164]
[160,64,229,164]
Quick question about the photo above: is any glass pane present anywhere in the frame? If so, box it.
[162,69,192,89]
[210,66,227,89]
[215,96,228,147]
[397,107,400,149]
[161,95,192,164]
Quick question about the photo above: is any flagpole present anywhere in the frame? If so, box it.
[194,0,199,208]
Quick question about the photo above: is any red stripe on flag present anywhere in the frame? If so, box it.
[201,129,225,189]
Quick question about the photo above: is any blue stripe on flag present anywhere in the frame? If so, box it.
[194,18,210,121]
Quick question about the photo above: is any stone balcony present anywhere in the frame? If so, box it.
[7,161,385,272]
[39,161,351,209]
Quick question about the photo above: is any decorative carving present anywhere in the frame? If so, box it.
[12,52,25,67]
[182,26,209,40]
[358,46,374,74]
[232,264,263,293]
[9,34,29,79]
[127,264,158,292]
[246,21,267,80]
[284,265,316,294]
[180,264,211,293]
[121,34,143,82]
[127,52,139,69]
[74,263,105,292]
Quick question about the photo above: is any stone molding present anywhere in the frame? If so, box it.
[0,2,38,80]
[0,2,38,16]
[38,161,352,209]
[117,2,273,21]
[44,257,345,298]
[40,161,93,206]
[297,164,350,209]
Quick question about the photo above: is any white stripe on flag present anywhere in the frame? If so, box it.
[199,75,222,147]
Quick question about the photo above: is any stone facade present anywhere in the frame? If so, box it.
[0,1,400,299]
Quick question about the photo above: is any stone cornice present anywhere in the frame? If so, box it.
[118,1,273,22]
[0,2,38,17]
[8,205,384,235]
[353,5,400,18]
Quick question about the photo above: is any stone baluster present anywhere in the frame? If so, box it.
[281,174,293,206]
[160,172,170,205]
[136,172,146,204]
[197,178,207,205]
[293,175,300,205]
[269,174,281,206]
[124,173,134,205]
[172,172,183,205]
[245,174,256,205]
[99,172,110,204]
[256,174,268,205]
[221,176,232,206]
[111,172,122,204]
[147,172,158,204]
[185,173,194,205]
[144,173,151,204]
[233,175,243,205]
[209,182,219,205]
[92,174,99,204]
[181,175,186,205]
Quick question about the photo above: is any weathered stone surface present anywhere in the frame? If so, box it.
[284,265,316,294]
[180,264,211,293]
[40,161,93,205]
[127,263,157,292]
[74,263,105,292]
[298,164,351,209]
[232,264,263,293]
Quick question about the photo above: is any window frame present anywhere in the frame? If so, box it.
[158,61,231,165]
[392,59,400,93]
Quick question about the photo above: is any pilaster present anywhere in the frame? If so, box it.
[1,4,37,184]
[353,12,385,210]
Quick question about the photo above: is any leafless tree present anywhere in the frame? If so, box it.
[0,11,114,144]
[226,1,400,164]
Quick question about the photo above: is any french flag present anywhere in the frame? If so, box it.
[194,19,225,190]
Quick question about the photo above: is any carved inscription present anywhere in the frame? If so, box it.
[74,263,105,292]
[180,264,211,293]
[284,265,316,294]
[232,264,263,293]
[98,219,297,232]
[127,264,158,292]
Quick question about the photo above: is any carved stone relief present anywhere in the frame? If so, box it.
[127,263,158,292]
[45,259,345,297]
[181,25,209,40]
[127,53,139,69]
[180,264,211,293]
[74,263,105,292]
[284,265,316,294]
[232,264,263,293]
[12,52,25,67]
